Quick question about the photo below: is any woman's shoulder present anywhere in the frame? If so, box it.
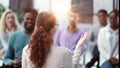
[0,30,4,36]
[23,45,28,50]
[77,28,84,33]
[22,45,29,55]
[52,45,72,55]
[99,26,108,34]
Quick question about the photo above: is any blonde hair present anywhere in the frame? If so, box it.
[0,9,19,33]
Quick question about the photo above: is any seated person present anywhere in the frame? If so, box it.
[98,10,119,68]
[2,9,38,68]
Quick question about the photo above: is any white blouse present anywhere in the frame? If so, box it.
[22,36,84,68]
[22,45,73,68]
[0,29,13,50]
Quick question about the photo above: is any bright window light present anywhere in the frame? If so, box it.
[51,0,71,18]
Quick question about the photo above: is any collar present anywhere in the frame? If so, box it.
[6,29,14,33]
[107,25,118,34]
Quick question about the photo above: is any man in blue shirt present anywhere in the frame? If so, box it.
[2,9,38,68]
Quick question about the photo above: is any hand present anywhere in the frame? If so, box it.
[76,32,88,48]
[109,57,119,64]
[73,32,88,65]
[12,59,21,68]
[0,49,5,56]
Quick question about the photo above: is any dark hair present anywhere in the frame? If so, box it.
[23,8,38,17]
[28,12,56,68]
[109,9,119,16]
[97,9,108,16]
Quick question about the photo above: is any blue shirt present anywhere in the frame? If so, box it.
[3,30,31,65]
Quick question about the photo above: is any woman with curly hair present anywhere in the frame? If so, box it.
[22,12,88,68]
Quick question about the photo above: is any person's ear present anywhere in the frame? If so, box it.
[50,26,56,35]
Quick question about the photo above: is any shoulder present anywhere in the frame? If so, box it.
[99,26,108,33]
[11,30,24,37]
[55,27,66,36]
[61,47,71,53]
[77,29,84,35]
[55,45,72,56]
[78,29,84,33]
[22,45,29,55]
[14,30,24,34]
[23,45,28,51]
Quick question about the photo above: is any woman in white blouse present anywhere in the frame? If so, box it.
[0,10,19,57]
[22,12,88,68]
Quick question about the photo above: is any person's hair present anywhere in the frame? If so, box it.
[68,11,78,18]
[109,9,119,16]
[0,9,19,33]
[97,9,108,16]
[28,12,56,68]
[23,8,38,17]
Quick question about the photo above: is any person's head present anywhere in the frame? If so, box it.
[97,9,108,26]
[0,10,19,33]
[23,9,38,33]
[109,9,119,29]
[68,11,78,26]
[28,12,56,68]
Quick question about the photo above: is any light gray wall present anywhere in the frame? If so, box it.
[93,0,113,24]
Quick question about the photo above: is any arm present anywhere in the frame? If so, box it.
[0,48,4,56]
[73,32,88,65]
[114,35,119,60]
[0,36,6,57]
[0,40,3,49]
[3,34,15,65]
[97,29,110,60]
[0,39,4,56]
[22,46,28,68]
[0,33,8,51]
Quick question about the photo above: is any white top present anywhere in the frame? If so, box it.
[0,29,14,50]
[97,25,119,66]
[22,36,84,68]
[22,45,73,68]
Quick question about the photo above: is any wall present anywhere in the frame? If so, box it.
[93,0,113,24]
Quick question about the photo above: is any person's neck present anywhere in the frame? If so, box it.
[24,30,32,35]
[110,25,118,30]
[67,24,77,33]
[7,28,13,32]
[101,21,107,27]
[69,24,76,29]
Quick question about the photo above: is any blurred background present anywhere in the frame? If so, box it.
[0,0,119,68]
[0,0,119,25]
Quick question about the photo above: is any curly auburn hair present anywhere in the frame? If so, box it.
[28,12,56,68]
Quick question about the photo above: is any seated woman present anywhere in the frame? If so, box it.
[22,12,88,68]
[0,10,19,58]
